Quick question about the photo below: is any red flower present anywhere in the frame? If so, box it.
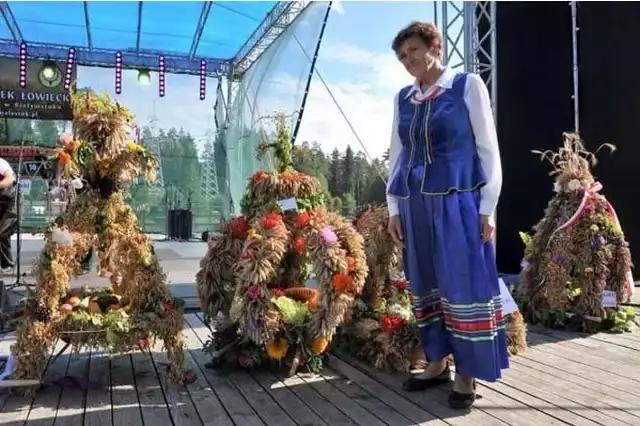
[392,280,409,292]
[296,211,312,229]
[231,216,249,238]
[292,238,305,255]
[253,171,269,182]
[272,288,285,298]
[247,285,263,300]
[241,247,253,259]
[138,338,150,349]
[260,212,282,230]
[164,299,175,315]
[380,314,405,334]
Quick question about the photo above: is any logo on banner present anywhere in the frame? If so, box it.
[0,58,76,120]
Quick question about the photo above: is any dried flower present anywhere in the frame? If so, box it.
[247,285,263,300]
[331,274,354,293]
[292,238,305,255]
[253,171,269,182]
[320,226,338,245]
[260,212,281,230]
[266,339,289,360]
[392,280,409,291]
[231,216,249,238]
[58,151,71,165]
[271,288,285,298]
[296,211,312,228]
[346,256,356,273]
[380,314,405,334]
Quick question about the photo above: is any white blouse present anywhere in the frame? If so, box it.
[386,68,502,222]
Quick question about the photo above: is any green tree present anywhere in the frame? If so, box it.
[328,148,341,196]
[340,145,355,195]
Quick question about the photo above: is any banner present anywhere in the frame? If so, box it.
[0,58,76,120]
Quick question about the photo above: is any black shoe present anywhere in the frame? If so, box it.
[448,380,476,409]
[402,365,452,391]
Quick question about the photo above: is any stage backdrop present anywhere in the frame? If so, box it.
[489,2,575,274]
[0,58,75,120]
[577,2,640,275]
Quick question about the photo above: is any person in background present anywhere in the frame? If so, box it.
[386,21,508,409]
[0,157,15,273]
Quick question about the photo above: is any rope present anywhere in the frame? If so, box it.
[292,34,388,186]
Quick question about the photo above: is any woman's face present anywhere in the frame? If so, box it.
[396,36,439,78]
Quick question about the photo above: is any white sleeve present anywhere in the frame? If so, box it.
[0,158,13,179]
[386,93,401,217]
[464,73,502,218]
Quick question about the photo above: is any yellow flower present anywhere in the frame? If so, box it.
[127,141,144,153]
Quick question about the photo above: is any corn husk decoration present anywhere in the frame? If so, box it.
[519,132,636,333]
[9,90,189,396]
[337,203,527,374]
[197,112,367,374]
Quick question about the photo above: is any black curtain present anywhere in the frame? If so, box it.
[578,2,640,273]
[486,2,575,273]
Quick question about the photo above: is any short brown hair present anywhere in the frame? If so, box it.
[392,21,443,54]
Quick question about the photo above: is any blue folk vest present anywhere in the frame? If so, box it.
[387,72,487,199]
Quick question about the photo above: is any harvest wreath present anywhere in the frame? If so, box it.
[518,133,637,333]
[337,204,527,374]
[197,114,367,374]
[10,90,190,395]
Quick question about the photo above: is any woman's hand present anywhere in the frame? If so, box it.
[388,214,405,248]
[480,214,495,243]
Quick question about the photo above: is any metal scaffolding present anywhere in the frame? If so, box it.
[0,1,309,79]
[201,131,219,199]
[436,1,497,117]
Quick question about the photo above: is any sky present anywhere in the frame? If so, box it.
[70,1,462,161]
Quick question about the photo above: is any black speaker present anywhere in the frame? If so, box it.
[578,2,640,273]
[486,2,575,273]
[167,209,193,240]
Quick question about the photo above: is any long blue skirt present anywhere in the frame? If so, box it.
[398,181,509,382]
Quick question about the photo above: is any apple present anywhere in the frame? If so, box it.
[60,303,74,314]
[66,296,81,307]
[89,301,102,314]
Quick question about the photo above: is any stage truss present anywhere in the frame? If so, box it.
[436,1,497,117]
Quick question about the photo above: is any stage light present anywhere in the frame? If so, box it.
[64,48,75,90]
[137,69,151,86]
[200,60,206,100]
[19,42,27,88]
[115,51,122,94]
[40,61,57,81]
[158,56,165,97]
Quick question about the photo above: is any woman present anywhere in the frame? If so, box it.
[386,21,509,409]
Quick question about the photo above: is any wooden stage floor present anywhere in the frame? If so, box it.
[0,313,639,426]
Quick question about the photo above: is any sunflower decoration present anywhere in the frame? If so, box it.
[197,112,367,375]
[9,90,192,396]
[519,132,636,333]
[337,203,527,374]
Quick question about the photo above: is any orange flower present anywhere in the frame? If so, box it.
[58,151,71,165]
[266,339,289,360]
[291,237,305,255]
[280,170,296,182]
[311,336,329,354]
[346,256,356,273]
[260,211,282,230]
[331,274,354,293]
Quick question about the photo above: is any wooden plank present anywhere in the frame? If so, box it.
[179,325,235,426]
[250,370,328,426]
[148,338,203,426]
[130,351,173,425]
[110,353,143,426]
[182,314,265,426]
[318,368,416,426]
[328,356,447,426]
[273,372,357,426]
[25,339,70,425]
[334,353,509,426]
[54,347,90,426]
[83,350,113,426]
